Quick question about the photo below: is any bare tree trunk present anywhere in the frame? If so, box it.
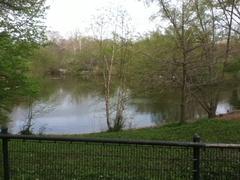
[104,89,111,130]
[180,63,186,123]
[114,87,125,130]
[218,0,235,66]
[207,105,217,118]
[179,2,187,123]
[103,47,115,130]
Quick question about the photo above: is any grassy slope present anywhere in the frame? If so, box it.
[79,119,240,144]
[2,119,240,179]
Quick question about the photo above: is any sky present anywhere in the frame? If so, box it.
[45,0,159,38]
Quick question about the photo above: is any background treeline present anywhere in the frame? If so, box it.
[30,31,240,79]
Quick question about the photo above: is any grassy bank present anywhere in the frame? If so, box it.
[80,119,240,144]
[1,119,240,179]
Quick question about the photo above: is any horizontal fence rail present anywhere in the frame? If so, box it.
[0,129,240,180]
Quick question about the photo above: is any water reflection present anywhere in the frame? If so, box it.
[8,78,155,134]
[5,78,239,134]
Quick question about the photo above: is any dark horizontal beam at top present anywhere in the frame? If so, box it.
[0,134,240,149]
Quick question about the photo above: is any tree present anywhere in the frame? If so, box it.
[145,0,198,122]
[91,8,133,131]
[0,0,47,41]
[144,0,238,119]
[187,0,239,117]
[186,0,221,118]
[0,33,38,122]
[0,0,47,123]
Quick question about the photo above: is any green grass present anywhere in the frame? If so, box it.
[1,119,240,179]
[78,119,240,144]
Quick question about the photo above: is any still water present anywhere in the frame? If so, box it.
[6,78,238,134]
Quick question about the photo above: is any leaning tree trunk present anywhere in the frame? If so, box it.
[180,52,187,123]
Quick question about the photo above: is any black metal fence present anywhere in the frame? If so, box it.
[0,129,240,180]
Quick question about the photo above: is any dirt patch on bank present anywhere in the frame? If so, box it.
[217,110,240,120]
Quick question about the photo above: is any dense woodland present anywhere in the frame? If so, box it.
[1,0,240,132]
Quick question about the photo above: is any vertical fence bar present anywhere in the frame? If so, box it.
[193,134,201,180]
[1,128,10,180]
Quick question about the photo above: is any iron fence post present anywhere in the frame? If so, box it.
[193,134,201,180]
[1,128,10,180]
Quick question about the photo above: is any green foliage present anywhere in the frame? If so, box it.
[128,32,175,95]
[30,37,102,77]
[70,38,100,75]
[30,44,62,76]
[0,0,47,123]
[0,33,40,122]
[0,0,48,41]
[225,58,240,74]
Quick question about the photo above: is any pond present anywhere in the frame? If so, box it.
[5,77,240,134]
